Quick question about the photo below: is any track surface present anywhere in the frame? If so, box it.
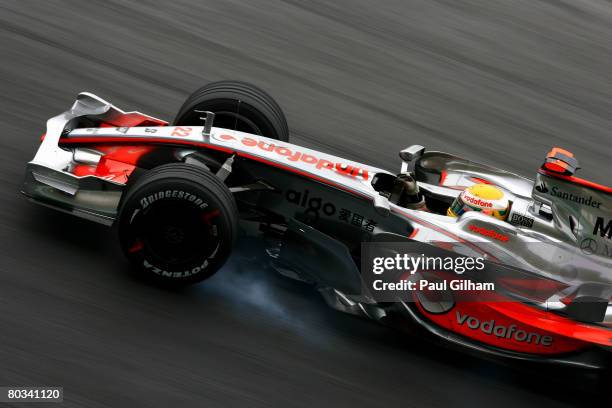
[1,1,610,406]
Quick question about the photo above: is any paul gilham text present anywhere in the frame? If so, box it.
[372,279,495,291]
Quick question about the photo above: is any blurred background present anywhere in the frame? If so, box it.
[0,1,610,406]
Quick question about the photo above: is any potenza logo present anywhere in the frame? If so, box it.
[140,190,209,210]
[456,312,553,346]
[144,257,211,278]
[213,133,370,181]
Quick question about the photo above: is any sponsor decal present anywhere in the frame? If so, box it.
[144,128,158,133]
[215,134,370,181]
[116,127,129,134]
[286,189,336,219]
[545,185,602,208]
[285,189,376,231]
[456,311,553,346]
[580,237,598,255]
[593,216,612,240]
[463,194,493,208]
[468,224,509,242]
[139,190,209,210]
[509,213,534,228]
[338,208,377,232]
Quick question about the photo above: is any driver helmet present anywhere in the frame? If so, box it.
[447,183,509,220]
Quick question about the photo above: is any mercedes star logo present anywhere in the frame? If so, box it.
[580,238,598,255]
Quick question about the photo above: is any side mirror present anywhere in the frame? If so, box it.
[399,145,425,173]
[195,110,215,137]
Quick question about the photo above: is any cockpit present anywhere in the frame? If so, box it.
[371,145,518,220]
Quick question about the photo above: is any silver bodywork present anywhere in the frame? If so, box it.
[22,93,612,341]
[24,93,168,224]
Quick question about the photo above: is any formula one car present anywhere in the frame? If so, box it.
[22,81,612,369]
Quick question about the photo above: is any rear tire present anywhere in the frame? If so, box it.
[118,163,238,286]
[174,80,289,142]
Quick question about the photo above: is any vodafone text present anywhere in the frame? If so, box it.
[222,134,370,181]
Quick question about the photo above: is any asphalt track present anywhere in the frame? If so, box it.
[0,1,611,407]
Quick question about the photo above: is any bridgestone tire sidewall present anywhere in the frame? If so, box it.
[119,178,235,285]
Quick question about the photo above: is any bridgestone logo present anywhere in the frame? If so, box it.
[140,190,208,210]
[456,311,552,346]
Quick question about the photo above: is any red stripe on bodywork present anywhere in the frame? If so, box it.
[61,137,234,154]
[61,137,370,199]
[408,228,419,239]
[393,207,467,244]
[539,169,612,194]
[439,170,447,186]
[470,177,491,185]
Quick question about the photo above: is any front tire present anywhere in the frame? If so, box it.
[118,163,238,286]
[174,80,289,142]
